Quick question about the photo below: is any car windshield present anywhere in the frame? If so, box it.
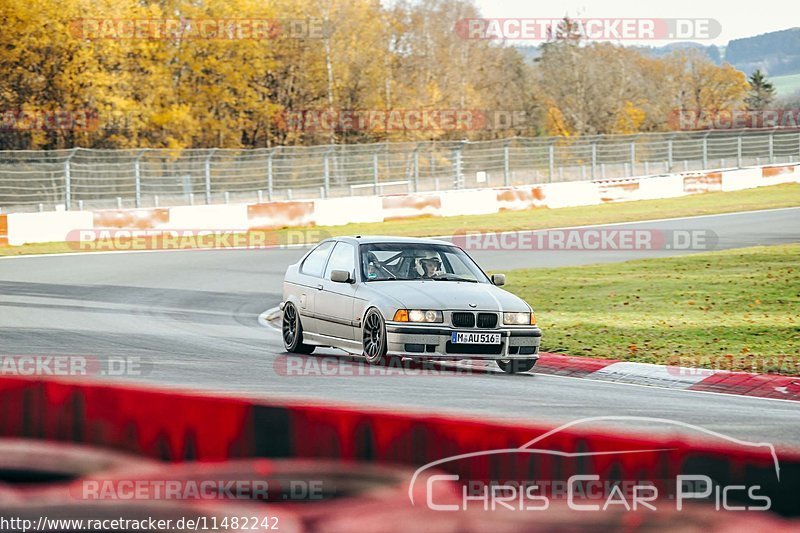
[360,243,490,283]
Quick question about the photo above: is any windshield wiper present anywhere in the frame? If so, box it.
[432,275,478,283]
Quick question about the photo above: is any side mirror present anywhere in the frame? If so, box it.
[491,273,506,286]
[330,269,352,283]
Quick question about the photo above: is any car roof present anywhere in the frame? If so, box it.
[332,235,456,246]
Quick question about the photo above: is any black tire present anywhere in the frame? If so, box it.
[496,358,537,374]
[362,308,390,365]
[282,303,315,354]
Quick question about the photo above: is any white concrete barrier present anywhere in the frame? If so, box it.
[495,186,546,211]
[636,174,687,200]
[595,179,642,203]
[761,164,798,186]
[7,211,93,246]
[542,181,602,208]
[1,163,796,247]
[438,189,498,217]
[380,193,442,220]
[721,167,763,191]
[168,204,249,230]
[313,196,383,226]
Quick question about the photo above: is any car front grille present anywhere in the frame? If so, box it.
[451,312,475,328]
[452,312,498,328]
[477,313,498,328]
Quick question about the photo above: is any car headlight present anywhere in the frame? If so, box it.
[394,309,443,323]
[503,312,534,325]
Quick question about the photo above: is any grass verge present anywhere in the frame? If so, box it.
[501,244,800,374]
[0,183,798,257]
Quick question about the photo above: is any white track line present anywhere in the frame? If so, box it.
[1,206,797,260]
[535,371,800,405]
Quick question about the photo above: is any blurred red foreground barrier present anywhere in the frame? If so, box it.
[0,375,798,518]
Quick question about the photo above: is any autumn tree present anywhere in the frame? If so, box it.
[0,1,759,148]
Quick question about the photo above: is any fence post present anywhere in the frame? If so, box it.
[267,148,275,201]
[629,141,635,176]
[702,134,708,170]
[372,151,379,195]
[737,133,743,167]
[453,142,464,188]
[134,149,146,208]
[64,148,77,210]
[204,148,217,205]
[769,131,774,163]
[413,145,420,192]
[591,142,597,180]
[667,137,673,171]
[548,141,555,183]
[503,142,510,186]
[323,150,331,198]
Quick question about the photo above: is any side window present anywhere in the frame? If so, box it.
[324,242,356,279]
[300,241,334,278]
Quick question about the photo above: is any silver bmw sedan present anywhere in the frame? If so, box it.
[280,236,542,373]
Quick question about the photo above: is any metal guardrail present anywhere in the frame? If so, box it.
[0,129,798,212]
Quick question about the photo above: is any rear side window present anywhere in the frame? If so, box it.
[324,242,356,279]
[301,241,334,278]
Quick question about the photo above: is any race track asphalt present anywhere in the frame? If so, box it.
[1,207,798,449]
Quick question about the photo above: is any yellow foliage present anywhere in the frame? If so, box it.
[614,101,647,134]
[0,4,754,148]
[546,106,572,137]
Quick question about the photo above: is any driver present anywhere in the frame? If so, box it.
[418,253,442,278]
[364,251,381,279]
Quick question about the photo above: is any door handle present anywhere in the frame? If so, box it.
[316,284,324,291]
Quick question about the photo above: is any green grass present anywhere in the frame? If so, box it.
[501,244,800,374]
[1,183,799,257]
[771,73,800,97]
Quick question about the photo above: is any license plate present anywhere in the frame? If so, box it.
[451,331,501,344]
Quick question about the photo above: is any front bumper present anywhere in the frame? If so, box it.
[385,323,541,360]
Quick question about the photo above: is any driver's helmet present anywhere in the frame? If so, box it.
[364,251,381,279]
[416,252,442,277]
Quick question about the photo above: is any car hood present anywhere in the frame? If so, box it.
[370,280,531,312]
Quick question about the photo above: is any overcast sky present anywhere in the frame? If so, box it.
[473,0,797,46]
